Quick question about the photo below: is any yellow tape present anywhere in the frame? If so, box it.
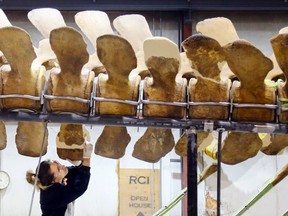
[204,141,218,160]
[258,133,267,140]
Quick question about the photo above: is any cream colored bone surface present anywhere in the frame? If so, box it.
[75,10,114,47]
[113,14,152,53]
[113,14,153,77]
[196,17,239,80]
[0,9,12,27]
[28,8,66,38]
[75,10,115,70]
[196,17,239,46]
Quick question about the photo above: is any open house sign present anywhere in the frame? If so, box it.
[119,168,160,216]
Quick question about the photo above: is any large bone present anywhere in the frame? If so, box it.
[46,27,94,160]
[75,10,114,73]
[267,32,288,155]
[28,8,66,38]
[223,40,275,122]
[95,126,131,159]
[95,34,139,158]
[261,134,288,155]
[113,14,152,54]
[113,14,153,78]
[133,37,185,162]
[196,17,239,47]
[271,33,288,122]
[142,37,186,118]
[182,34,231,120]
[56,124,90,161]
[175,131,212,156]
[15,122,48,157]
[221,132,263,165]
[206,192,217,216]
[0,9,12,66]
[0,26,46,111]
[0,121,6,150]
[204,131,264,165]
[266,27,288,81]
[189,25,274,163]
[182,34,225,81]
[132,128,175,163]
[46,26,94,114]
[28,8,66,68]
[96,34,140,115]
[196,17,239,80]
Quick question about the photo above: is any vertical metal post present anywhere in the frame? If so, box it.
[216,129,224,216]
[28,121,48,216]
[186,127,197,216]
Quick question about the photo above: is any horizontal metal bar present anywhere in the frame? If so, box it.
[142,99,187,107]
[0,94,41,101]
[44,95,90,104]
[0,111,287,133]
[233,103,278,109]
[170,158,181,163]
[93,96,139,106]
[189,101,230,107]
[0,0,190,11]
[0,0,287,11]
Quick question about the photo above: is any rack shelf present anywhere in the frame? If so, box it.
[0,110,287,216]
[0,110,287,133]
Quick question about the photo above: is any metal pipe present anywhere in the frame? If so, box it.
[28,121,48,216]
[186,127,197,216]
[216,129,224,216]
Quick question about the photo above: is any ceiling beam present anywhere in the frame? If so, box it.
[0,0,287,11]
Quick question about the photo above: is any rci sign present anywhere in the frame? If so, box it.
[119,168,160,216]
[129,176,150,184]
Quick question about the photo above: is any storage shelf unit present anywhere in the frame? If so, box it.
[0,110,287,215]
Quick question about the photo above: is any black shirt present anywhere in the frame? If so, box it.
[40,165,91,216]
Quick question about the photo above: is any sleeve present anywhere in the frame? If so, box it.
[51,165,91,207]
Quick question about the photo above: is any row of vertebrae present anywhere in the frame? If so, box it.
[0,9,287,165]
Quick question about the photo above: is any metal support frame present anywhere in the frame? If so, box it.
[1,93,288,216]
[0,111,287,133]
[216,129,224,216]
[186,127,197,216]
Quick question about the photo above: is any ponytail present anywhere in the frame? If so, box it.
[26,170,36,184]
[26,160,54,190]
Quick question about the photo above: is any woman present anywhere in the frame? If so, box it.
[26,143,93,216]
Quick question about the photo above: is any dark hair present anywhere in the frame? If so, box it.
[26,160,54,190]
